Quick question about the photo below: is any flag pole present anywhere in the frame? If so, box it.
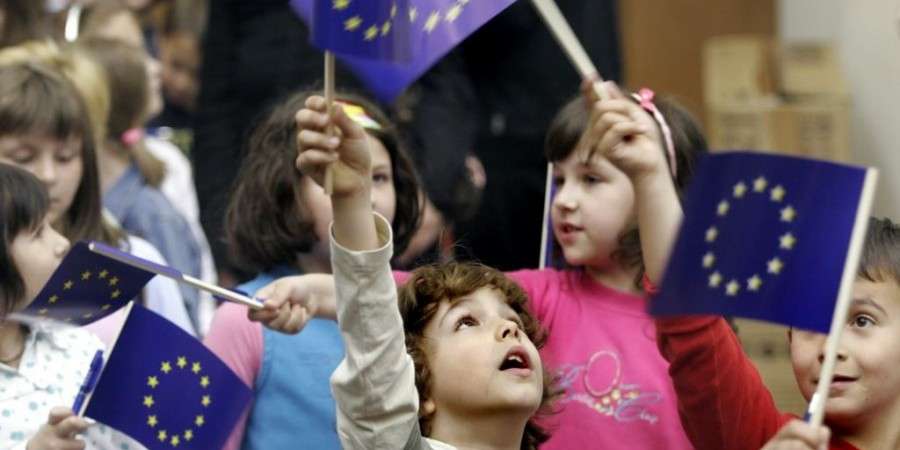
[323,51,336,195]
[529,0,608,101]
[530,0,609,268]
[806,168,879,427]
[539,163,553,269]
[87,243,263,309]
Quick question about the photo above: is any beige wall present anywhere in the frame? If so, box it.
[780,0,900,219]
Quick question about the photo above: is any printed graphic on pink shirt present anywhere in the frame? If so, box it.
[555,349,663,424]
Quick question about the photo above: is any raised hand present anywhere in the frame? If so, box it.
[295,95,373,199]
[761,420,830,450]
[579,81,669,183]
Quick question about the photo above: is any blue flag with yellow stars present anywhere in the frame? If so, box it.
[81,305,251,450]
[18,241,154,325]
[291,0,517,102]
[312,0,412,60]
[650,151,871,333]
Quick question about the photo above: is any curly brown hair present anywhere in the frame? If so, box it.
[398,262,557,450]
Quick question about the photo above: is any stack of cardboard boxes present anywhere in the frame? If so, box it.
[704,35,850,162]
[703,35,852,415]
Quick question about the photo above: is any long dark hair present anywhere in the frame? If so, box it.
[0,163,50,317]
[544,92,709,286]
[225,90,421,273]
[0,62,121,245]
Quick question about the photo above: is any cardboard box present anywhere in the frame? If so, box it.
[703,35,778,104]
[707,98,850,162]
[780,43,848,98]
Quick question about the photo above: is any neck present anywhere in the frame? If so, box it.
[98,140,132,193]
[585,261,642,295]
[836,403,900,450]
[295,248,332,275]
[0,320,27,369]
[429,409,528,450]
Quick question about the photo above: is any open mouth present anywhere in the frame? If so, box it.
[499,347,532,372]
[814,375,858,386]
[558,223,582,234]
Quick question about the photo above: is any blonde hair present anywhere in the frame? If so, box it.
[0,40,110,146]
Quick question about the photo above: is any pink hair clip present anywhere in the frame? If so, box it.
[632,88,677,178]
[121,128,144,147]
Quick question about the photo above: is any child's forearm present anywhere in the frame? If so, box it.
[332,190,379,252]
[634,170,682,284]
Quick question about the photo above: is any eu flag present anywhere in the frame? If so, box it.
[292,0,517,102]
[312,0,412,60]
[81,305,252,450]
[650,152,872,333]
[18,241,154,325]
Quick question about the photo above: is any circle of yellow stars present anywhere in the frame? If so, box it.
[336,0,471,42]
[38,268,124,322]
[702,176,797,297]
[143,356,212,447]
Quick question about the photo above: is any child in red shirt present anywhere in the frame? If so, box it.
[655,217,900,450]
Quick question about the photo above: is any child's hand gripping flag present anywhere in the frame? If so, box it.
[650,151,876,333]
[77,305,252,450]
[17,242,154,325]
[290,0,517,102]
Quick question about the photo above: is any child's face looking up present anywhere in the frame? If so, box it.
[300,134,397,244]
[421,286,543,420]
[790,278,900,427]
[0,134,83,228]
[551,150,636,268]
[10,218,70,310]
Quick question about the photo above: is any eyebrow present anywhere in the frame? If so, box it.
[851,297,888,316]
[438,296,473,329]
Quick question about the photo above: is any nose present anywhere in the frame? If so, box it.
[34,155,57,186]
[552,182,577,212]
[55,234,71,257]
[816,335,848,364]
[495,319,521,342]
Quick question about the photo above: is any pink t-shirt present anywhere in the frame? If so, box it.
[203,303,262,450]
[507,269,693,450]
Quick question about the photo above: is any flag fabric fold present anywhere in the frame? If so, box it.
[292,0,517,102]
[650,151,870,333]
[82,305,252,450]
[19,242,154,325]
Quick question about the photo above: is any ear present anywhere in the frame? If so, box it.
[420,398,436,417]
[787,327,793,342]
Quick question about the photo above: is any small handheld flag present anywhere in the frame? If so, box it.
[17,242,154,325]
[87,241,263,309]
[650,151,875,333]
[79,305,252,450]
[311,0,412,60]
[291,0,517,102]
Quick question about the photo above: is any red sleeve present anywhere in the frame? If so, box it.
[655,316,792,450]
[203,302,262,450]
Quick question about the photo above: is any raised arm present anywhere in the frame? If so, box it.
[295,95,421,448]
[581,82,682,284]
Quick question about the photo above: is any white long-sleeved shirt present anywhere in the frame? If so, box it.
[328,213,454,450]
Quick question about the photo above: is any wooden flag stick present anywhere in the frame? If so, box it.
[529,0,608,101]
[88,243,264,310]
[807,168,879,427]
[323,51,336,195]
[539,163,554,269]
